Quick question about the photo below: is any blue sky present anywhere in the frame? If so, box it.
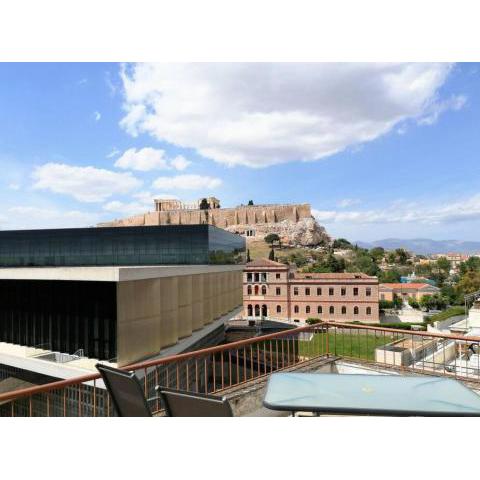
[0,62,478,241]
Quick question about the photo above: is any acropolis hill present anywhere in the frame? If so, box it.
[98,197,330,247]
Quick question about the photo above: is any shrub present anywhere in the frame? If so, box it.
[306,318,321,325]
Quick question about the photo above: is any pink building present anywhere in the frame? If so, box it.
[243,258,379,324]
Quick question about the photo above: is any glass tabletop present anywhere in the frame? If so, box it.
[263,373,480,416]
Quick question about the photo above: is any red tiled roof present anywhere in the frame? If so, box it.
[245,258,287,268]
[380,283,437,290]
[294,272,374,280]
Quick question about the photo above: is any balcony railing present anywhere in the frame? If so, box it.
[0,321,479,416]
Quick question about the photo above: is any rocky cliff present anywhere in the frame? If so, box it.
[226,216,330,247]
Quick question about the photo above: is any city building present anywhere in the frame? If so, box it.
[431,252,470,273]
[379,282,440,302]
[242,258,379,323]
[0,225,245,386]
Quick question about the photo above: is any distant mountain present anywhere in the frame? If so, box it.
[355,238,480,255]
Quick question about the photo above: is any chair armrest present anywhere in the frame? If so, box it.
[146,395,162,404]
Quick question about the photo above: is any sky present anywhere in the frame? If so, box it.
[0,62,479,241]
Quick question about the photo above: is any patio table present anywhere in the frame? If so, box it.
[263,372,480,416]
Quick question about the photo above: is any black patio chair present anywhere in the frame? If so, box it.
[158,387,234,417]
[96,363,159,417]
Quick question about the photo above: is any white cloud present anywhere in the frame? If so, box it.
[115,147,169,171]
[114,147,192,172]
[3,206,99,229]
[313,194,480,226]
[152,174,222,190]
[8,182,20,190]
[104,191,179,216]
[170,155,191,171]
[119,63,463,168]
[102,200,147,217]
[337,198,360,208]
[417,94,466,126]
[106,148,120,158]
[93,111,101,122]
[105,71,118,97]
[32,162,142,202]
[132,191,178,204]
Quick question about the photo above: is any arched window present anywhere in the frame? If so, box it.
[329,306,334,314]
[317,306,322,314]
[366,306,372,315]
[261,285,267,295]
[306,305,310,314]
[354,306,359,315]
[247,304,253,316]
[276,305,282,313]
[254,305,260,316]
[247,285,252,295]
[294,305,299,313]
[341,306,347,314]
[262,304,268,317]
[254,285,259,295]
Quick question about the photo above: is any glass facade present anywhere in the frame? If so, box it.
[0,224,245,267]
[0,280,117,360]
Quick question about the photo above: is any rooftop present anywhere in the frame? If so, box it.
[294,272,374,279]
[1,321,479,417]
[0,264,244,282]
[245,258,287,269]
[380,282,438,290]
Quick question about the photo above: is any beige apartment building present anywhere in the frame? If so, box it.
[379,283,440,302]
[243,259,379,323]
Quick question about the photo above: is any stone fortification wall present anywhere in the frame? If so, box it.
[99,203,312,229]
[98,202,329,246]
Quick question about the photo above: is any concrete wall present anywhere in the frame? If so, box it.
[116,270,242,366]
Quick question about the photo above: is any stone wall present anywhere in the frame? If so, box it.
[99,203,312,229]
[98,202,330,246]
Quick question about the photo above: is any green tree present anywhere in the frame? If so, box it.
[246,249,251,263]
[420,295,440,311]
[332,238,353,250]
[459,257,480,275]
[370,247,385,263]
[441,284,461,305]
[247,200,254,206]
[378,269,401,283]
[379,299,395,310]
[386,251,396,264]
[407,297,420,309]
[347,252,379,276]
[457,270,480,295]
[392,295,403,309]
[268,248,275,261]
[436,256,451,274]
[264,233,280,246]
[395,248,409,265]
